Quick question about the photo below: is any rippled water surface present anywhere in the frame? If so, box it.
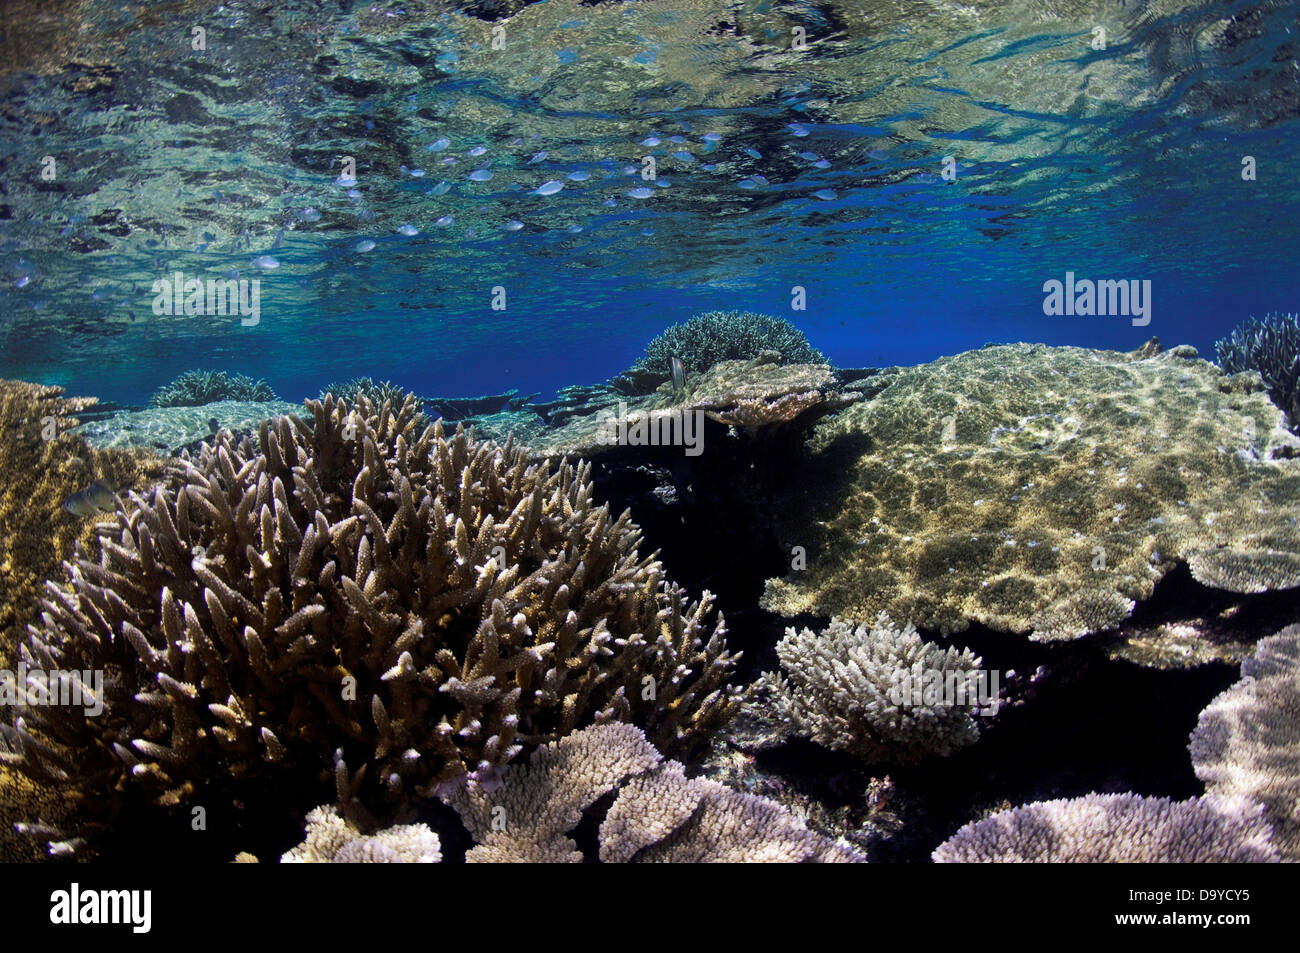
[1,0,1297,403]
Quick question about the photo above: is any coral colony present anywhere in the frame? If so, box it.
[0,0,1297,881]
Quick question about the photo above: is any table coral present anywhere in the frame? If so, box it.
[763,343,1300,639]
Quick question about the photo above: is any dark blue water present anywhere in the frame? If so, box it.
[1,0,1297,406]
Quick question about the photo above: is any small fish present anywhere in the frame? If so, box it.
[63,480,117,517]
[812,189,838,201]
[672,151,693,163]
[207,417,220,435]
[628,187,654,199]
[813,159,832,169]
[743,147,762,159]
[427,138,451,151]
[528,151,548,164]
[467,145,487,157]
[567,224,583,233]
[253,255,279,270]
[567,170,590,181]
[396,224,419,236]
[354,239,376,253]
[335,174,357,187]
[429,181,452,196]
[533,180,564,196]
[668,135,687,144]
[670,355,685,396]
[640,136,661,147]
[435,215,455,227]
[467,168,494,182]
[798,151,820,162]
[298,207,321,222]
[788,123,810,137]
[272,228,285,249]
[702,132,722,142]
[503,219,524,231]
[346,188,362,199]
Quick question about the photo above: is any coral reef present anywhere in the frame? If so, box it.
[1215,312,1300,428]
[0,379,164,666]
[423,389,539,422]
[280,805,441,863]
[1,392,741,854]
[763,343,1300,639]
[760,613,986,762]
[319,377,412,411]
[73,399,300,456]
[439,723,861,862]
[149,369,277,407]
[931,793,1279,862]
[1189,624,1300,859]
[619,311,827,393]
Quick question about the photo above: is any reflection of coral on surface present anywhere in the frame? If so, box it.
[2,392,741,855]
[932,792,1278,862]
[438,723,861,862]
[763,343,1300,639]
[760,613,985,762]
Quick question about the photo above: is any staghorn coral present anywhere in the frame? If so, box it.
[440,723,861,862]
[1189,624,1300,859]
[280,805,441,863]
[149,369,277,408]
[624,311,827,392]
[1,392,741,854]
[932,792,1279,863]
[764,343,1300,640]
[1215,312,1300,428]
[760,613,986,762]
[320,377,413,412]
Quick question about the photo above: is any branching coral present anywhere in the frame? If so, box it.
[760,613,986,762]
[932,793,1279,862]
[281,805,441,863]
[1189,624,1300,859]
[1215,312,1300,428]
[319,377,412,412]
[625,311,827,391]
[439,723,861,862]
[1,392,741,854]
[764,343,1300,640]
[150,369,277,407]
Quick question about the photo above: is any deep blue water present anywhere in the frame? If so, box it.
[1,0,1297,406]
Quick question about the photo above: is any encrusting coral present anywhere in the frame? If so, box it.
[438,723,861,862]
[1215,312,1300,429]
[619,311,827,393]
[931,792,1279,862]
[149,369,277,407]
[0,392,742,854]
[760,613,986,762]
[1189,623,1300,859]
[764,343,1300,640]
[280,805,441,863]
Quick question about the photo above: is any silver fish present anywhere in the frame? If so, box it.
[63,480,117,517]
[670,355,686,397]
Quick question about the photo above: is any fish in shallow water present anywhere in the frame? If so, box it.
[670,355,686,397]
[63,480,118,517]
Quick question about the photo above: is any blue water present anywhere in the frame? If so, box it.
[1,0,1297,406]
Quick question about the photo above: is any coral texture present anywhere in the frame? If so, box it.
[1,392,740,853]
[439,723,861,862]
[1189,624,1300,859]
[149,369,277,407]
[625,311,827,392]
[932,793,1279,862]
[1215,312,1300,428]
[761,613,985,762]
[281,805,441,863]
[319,377,412,409]
[763,343,1300,639]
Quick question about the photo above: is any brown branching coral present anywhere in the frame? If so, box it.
[0,379,164,667]
[932,793,1279,863]
[1189,624,1300,859]
[1,392,741,853]
[439,723,861,863]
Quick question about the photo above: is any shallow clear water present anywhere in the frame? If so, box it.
[1,0,1297,405]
